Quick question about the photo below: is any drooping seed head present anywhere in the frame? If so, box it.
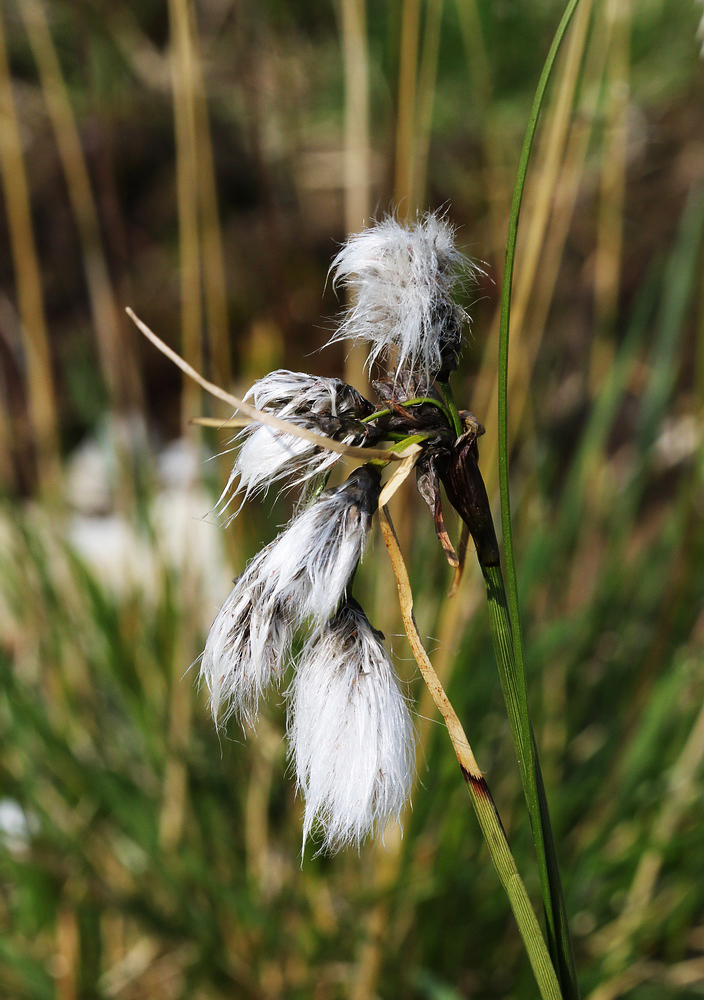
[288,600,416,852]
[219,370,374,513]
[259,464,381,625]
[200,546,292,728]
[248,369,372,419]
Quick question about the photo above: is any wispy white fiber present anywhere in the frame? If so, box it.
[259,465,381,625]
[200,545,292,728]
[698,0,704,58]
[248,369,369,416]
[288,601,416,852]
[220,370,372,510]
[330,213,474,382]
[201,465,380,726]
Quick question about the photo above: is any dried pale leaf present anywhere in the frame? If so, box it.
[126,308,401,462]
[377,443,422,507]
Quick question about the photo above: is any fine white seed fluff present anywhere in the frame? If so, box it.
[258,467,379,625]
[200,546,292,727]
[219,370,370,511]
[330,213,474,381]
[288,602,416,852]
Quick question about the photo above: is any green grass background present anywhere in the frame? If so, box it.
[1,0,703,997]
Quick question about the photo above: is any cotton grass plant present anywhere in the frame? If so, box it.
[127,5,591,996]
[130,203,576,1000]
[2,0,703,995]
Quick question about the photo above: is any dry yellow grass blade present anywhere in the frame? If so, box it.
[378,504,562,1000]
[413,0,444,208]
[190,416,251,429]
[127,308,403,462]
[341,0,372,396]
[377,443,422,506]
[590,0,631,390]
[394,0,422,214]
[453,0,510,264]
[472,0,596,488]
[588,694,704,992]
[192,19,231,392]
[379,504,484,779]
[21,0,142,421]
[0,6,61,494]
[168,0,203,428]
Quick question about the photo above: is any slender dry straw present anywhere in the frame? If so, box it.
[394,0,421,214]
[589,0,631,390]
[453,0,509,263]
[0,351,12,485]
[340,0,372,395]
[472,0,595,485]
[125,309,403,462]
[192,20,231,392]
[0,6,61,495]
[21,0,142,421]
[589,695,704,994]
[158,582,196,852]
[413,0,443,207]
[168,0,203,428]
[378,505,562,1000]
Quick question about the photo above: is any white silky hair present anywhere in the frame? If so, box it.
[247,369,365,415]
[219,370,369,510]
[330,212,474,380]
[201,466,379,726]
[200,546,292,728]
[288,601,416,852]
[258,466,379,625]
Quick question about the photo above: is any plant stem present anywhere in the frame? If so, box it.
[496,1,583,996]
[379,506,562,1000]
[360,408,392,423]
[360,396,453,426]
[438,381,463,437]
[478,531,577,999]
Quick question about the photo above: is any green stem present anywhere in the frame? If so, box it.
[498,0,582,693]
[361,408,392,423]
[402,395,453,423]
[464,772,563,1000]
[389,432,430,452]
[438,381,463,437]
[482,563,576,997]
[380,507,561,1000]
[360,396,453,426]
[496,2,582,997]
[367,431,431,470]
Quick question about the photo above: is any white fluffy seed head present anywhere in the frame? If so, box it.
[201,464,380,726]
[200,546,292,728]
[219,370,373,513]
[259,464,381,625]
[288,601,416,853]
[330,213,475,383]
[247,369,371,418]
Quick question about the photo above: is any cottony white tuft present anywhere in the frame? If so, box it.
[219,371,372,511]
[247,369,370,416]
[201,464,380,726]
[288,601,416,852]
[330,213,474,382]
[200,546,292,727]
[260,464,381,625]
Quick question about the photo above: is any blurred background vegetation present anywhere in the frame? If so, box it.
[1,0,703,997]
